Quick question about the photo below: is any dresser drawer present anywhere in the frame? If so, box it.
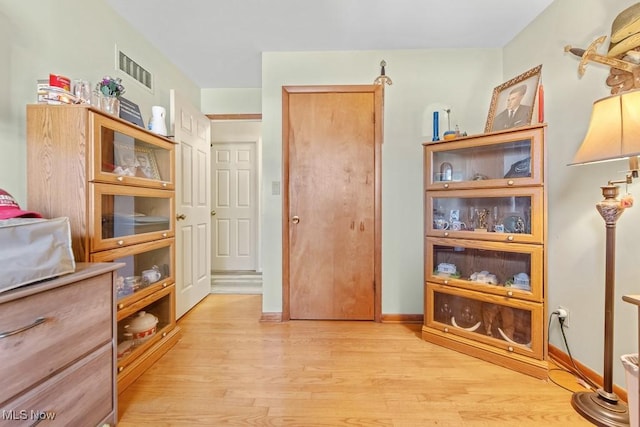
[0,273,112,404]
[0,343,114,427]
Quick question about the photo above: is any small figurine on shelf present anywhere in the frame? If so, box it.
[435,263,460,278]
[477,209,489,230]
[443,108,457,140]
[470,271,498,285]
[506,273,531,290]
[439,162,453,181]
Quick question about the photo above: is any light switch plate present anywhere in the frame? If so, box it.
[272,181,280,195]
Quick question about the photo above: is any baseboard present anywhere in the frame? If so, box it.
[260,312,282,322]
[381,314,424,324]
[259,313,423,324]
[210,272,262,295]
[210,283,262,294]
[548,344,628,403]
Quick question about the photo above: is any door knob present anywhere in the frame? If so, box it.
[211,210,217,216]
[292,215,300,224]
[176,214,186,221]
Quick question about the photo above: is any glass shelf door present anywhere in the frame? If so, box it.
[91,183,174,252]
[425,283,544,360]
[91,112,174,189]
[425,187,543,244]
[424,125,544,190]
[425,236,543,302]
[90,239,174,302]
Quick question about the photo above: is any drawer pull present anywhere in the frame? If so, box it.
[118,303,124,310]
[506,235,514,242]
[443,183,449,189]
[162,233,168,238]
[443,280,449,285]
[117,176,124,182]
[117,240,124,246]
[507,180,514,186]
[118,366,124,372]
[507,291,513,297]
[508,346,514,352]
[444,327,449,333]
[0,316,47,339]
[162,282,167,288]
[443,232,449,237]
[162,182,168,188]
[162,332,167,337]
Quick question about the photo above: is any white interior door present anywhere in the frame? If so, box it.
[211,142,257,271]
[170,90,211,319]
[210,121,261,272]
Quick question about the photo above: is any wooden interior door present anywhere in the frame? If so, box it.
[283,85,382,321]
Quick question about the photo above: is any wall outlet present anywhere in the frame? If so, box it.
[557,306,570,328]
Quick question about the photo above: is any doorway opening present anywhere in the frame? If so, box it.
[208,114,262,294]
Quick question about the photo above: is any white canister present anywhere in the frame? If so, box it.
[128,311,158,344]
[150,106,167,136]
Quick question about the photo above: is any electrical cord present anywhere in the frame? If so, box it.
[546,311,578,392]
[557,315,599,390]
[546,311,599,392]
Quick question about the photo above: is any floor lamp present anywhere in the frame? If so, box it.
[569,89,640,426]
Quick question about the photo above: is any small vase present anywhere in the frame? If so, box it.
[150,106,167,136]
[100,95,120,116]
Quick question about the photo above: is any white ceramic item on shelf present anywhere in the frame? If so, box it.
[142,267,162,285]
[128,311,158,344]
[150,106,167,136]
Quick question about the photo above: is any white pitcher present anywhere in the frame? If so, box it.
[150,106,167,136]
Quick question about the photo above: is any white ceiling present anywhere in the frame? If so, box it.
[104,0,554,89]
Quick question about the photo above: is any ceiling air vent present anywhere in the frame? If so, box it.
[117,49,153,91]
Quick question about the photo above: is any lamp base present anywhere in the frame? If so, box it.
[571,391,629,426]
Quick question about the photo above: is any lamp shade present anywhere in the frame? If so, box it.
[571,89,640,165]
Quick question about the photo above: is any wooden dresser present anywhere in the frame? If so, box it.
[0,263,121,426]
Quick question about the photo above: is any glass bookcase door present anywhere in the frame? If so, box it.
[425,187,543,244]
[91,183,174,252]
[115,285,175,365]
[425,237,542,301]
[424,125,543,190]
[91,111,174,189]
[90,239,174,302]
[425,283,544,359]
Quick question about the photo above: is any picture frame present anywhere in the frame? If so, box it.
[113,142,161,180]
[484,64,542,133]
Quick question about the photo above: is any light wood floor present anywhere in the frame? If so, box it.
[118,294,592,426]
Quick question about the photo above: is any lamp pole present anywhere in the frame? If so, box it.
[571,185,629,426]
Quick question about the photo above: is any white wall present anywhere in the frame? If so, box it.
[260,49,503,314]
[201,88,261,114]
[508,0,639,389]
[0,0,200,206]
